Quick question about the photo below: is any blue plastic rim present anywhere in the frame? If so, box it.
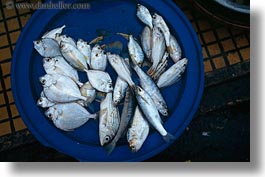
[11,0,204,161]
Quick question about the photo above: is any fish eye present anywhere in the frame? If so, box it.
[47,113,52,118]
[40,79,46,85]
[36,41,40,44]
[103,52,106,55]
[95,53,99,57]
[39,98,43,102]
[105,136,110,142]
[97,46,101,50]
[153,15,157,19]
[46,58,51,62]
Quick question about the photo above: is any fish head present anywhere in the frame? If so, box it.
[39,74,56,87]
[43,57,56,68]
[152,13,162,25]
[113,93,121,106]
[99,81,113,93]
[33,40,45,56]
[37,96,51,108]
[159,108,168,117]
[100,135,112,146]
[128,139,141,153]
[135,86,144,96]
[59,41,71,52]
[107,52,118,64]
[180,58,188,68]
[45,107,59,120]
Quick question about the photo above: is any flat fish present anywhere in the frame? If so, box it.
[90,44,107,71]
[45,102,97,131]
[43,56,82,87]
[60,41,88,71]
[77,39,91,66]
[33,38,61,57]
[41,25,66,39]
[85,70,113,93]
[40,74,86,103]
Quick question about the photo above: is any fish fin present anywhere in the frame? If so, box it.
[90,113,98,120]
[89,36,104,45]
[104,140,117,155]
[116,33,129,40]
[147,67,155,76]
[163,133,175,143]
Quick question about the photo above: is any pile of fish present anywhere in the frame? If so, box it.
[34,4,188,154]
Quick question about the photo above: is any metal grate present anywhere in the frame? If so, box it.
[0,0,250,152]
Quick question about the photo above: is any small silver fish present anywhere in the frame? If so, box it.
[113,77,128,106]
[136,4,153,29]
[167,35,182,63]
[37,91,55,108]
[90,44,107,71]
[148,26,166,75]
[127,106,149,153]
[33,38,61,57]
[152,13,171,47]
[80,81,96,103]
[40,74,86,103]
[140,26,152,59]
[99,92,120,146]
[55,34,76,47]
[45,102,97,131]
[128,35,145,66]
[151,52,169,81]
[135,86,174,142]
[41,25,66,39]
[77,39,91,66]
[157,58,188,88]
[43,56,82,87]
[105,89,136,154]
[85,70,113,93]
[107,53,135,88]
[133,64,168,116]
[60,41,88,71]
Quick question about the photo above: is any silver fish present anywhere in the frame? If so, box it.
[107,53,135,88]
[140,26,152,59]
[80,81,96,103]
[152,13,171,47]
[135,86,174,142]
[40,74,86,103]
[157,58,188,88]
[41,25,66,39]
[45,102,97,131]
[148,26,166,75]
[167,35,182,63]
[55,34,76,47]
[128,35,144,66]
[43,56,82,87]
[77,39,91,66]
[85,70,113,93]
[127,106,149,153]
[133,64,168,116]
[99,92,120,146]
[60,41,88,71]
[136,4,153,29]
[90,44,107,71]
[33,38,61,57]
[37,91,55,108]
[151,52,169,80]
[113,77,128,106]
[105,89,136,154]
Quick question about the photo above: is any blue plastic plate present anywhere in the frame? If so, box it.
[11,0,204,161]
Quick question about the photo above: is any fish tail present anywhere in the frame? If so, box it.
[116,32,129,40]
[89,112,98,120]
[104,140,117,155]
[147,66,155,76]
[162,133,175,143]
